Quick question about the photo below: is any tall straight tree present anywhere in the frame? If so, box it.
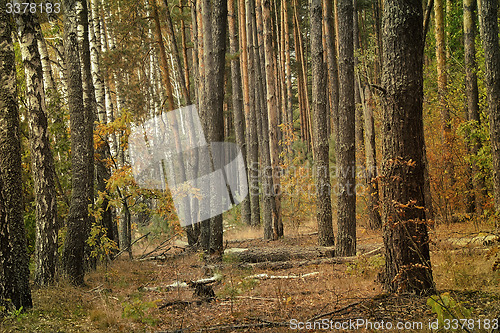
[89,0,115,243]
[292,0,311,148]
[16,10,59,286]
[362,86,382,230]
[261,0,283,239]
[336,0,356,256]
[381,0,435,294]
[311,0,334,246]
[282,0,292,128]
[253,0,275,240]
[323,0,339,145]
[161,0,191,105]
[463,0,485,214]
[435,0,454,202]
[479,0,500,215]
[201,0,227,254]
[0,5,33,309]
[62,0,92,285]
[244,0,261,228]
[228,0,251,227]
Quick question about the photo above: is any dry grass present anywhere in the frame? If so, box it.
[0,221,498,332]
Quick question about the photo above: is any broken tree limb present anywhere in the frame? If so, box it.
[232,246,335,263]
[245,272,320,280]
[113,232,151,259]
[138,233,179,259]
[195,320,289,332]
[141,274,223,292]
[234,246,383,270]
[307,301,362,322]
[236,257,352,270]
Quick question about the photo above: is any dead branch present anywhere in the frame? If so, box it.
[138,233,179,259]
[245,272,319,280]
[158,299,204,309]
[113,232,151,260]
[196,320,289,332]
[233,246,335,263]
[307,301,361,322]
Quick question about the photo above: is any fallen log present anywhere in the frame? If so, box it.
[231,246,335,263]
[235,246,383,270]
[237,257,349,270]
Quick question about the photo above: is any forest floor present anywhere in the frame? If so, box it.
[1,220,499,332]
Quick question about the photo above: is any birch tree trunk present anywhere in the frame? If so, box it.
[16,10,59,286]
[90,0,115,243]
[161,0,191,105]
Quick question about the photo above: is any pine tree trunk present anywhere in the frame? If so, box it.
[435,0,454,209]
[479,0,500,217]
[62,0,92,285]
[201,0,227,254]
[362,87,382,229]
[152,0,175,111]
[282,0,293,130]
[293,0,311,148]
[353,0,364,166]
[261,0,283,239]
[0,7,33,308]
[336,0,356,257]
[311,0,334,247]
[253,0,275,240]
[372,0,382,84]
[244,0,261,228]
[228,0,251,227]
[323,0,339,146]
[16,10,59,286]
[381,0,435,295]
[463,0,485,214]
